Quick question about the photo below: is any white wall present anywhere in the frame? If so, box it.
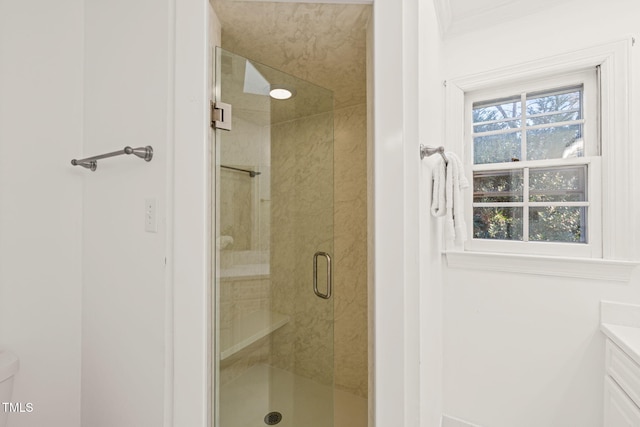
[372,0,423,425]
[80,0,172,425]
[433,1,640,426]
[0,1,440,426]
[172,0,213,424]
[0,1,83,426]
[418,1,445,426]
[0,0,209,425]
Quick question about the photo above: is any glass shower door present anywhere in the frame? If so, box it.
[213,47,334,427]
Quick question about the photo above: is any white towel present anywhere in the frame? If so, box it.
[430,152,469,243]
[430,156,446,217]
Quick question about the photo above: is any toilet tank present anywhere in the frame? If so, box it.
[0,349,19,427]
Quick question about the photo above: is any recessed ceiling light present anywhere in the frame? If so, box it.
[269,85,296,100]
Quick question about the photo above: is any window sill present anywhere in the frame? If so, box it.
[444,251,639,282]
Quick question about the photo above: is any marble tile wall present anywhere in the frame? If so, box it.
[213,2,370,109]
[333,103,368,398]
[270,111,335,386]
[267,104,368,398]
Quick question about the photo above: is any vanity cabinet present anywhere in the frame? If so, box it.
[604,376,640,426]
[604,339,640,426]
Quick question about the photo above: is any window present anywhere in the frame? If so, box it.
[443,40,636,279]
[464,69,602,257]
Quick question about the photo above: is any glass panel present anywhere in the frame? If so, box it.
[473,170,523,203]
[526,111,580,126]
[529,166,587,202]
[215,48,334,427]
[473,207,523,240]
[473,119,521,134]
[526,86,582,118]
[473,95,521,122]
[472,96,522,136]
[526,124,583,160]
[473,85,586,162]
[473,132,522,164]
[529,206,587,243]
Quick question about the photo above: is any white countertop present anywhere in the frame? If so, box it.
[601,323,640,366]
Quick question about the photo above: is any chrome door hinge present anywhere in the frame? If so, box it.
[211,101,232,131]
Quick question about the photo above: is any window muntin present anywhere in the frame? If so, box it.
[465,69,600,255]
[472,84,585,164]
[472,165,588,243]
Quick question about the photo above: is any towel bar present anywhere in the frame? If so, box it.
[71,146,153,171]
[420,144,448,164]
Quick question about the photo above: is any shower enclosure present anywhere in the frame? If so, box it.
[213,48,335,427]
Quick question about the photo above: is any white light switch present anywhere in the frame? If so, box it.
[145,198,157,233]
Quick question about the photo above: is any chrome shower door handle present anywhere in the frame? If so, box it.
[313,251,332,300]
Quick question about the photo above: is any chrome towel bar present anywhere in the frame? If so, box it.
[420,144,448,164]
[220,165,261,178]
[71,146,153,171]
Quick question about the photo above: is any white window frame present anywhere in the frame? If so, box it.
[443,39,638,280]
[464,69,602,258]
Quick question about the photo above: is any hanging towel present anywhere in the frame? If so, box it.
[430,155,447,217]
[430,152,469,243]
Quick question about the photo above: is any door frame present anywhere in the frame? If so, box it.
[171,1,424,426]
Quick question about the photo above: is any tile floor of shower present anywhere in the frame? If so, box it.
[220,364,367,427]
